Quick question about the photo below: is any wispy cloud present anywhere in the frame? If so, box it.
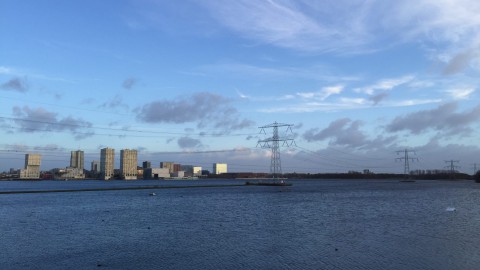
[446,87,475,100]
[196,62,360,85]
[99,94,130,111]
[259,96,441,113]
[0,66,14,75]
[297,85,344,101]
[197,0,480,65]
[199,0,373,52]
[122,77,138,90]
[354,75,414,95]
[177,137,203,149]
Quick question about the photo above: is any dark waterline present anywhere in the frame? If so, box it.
[1,179,479,269]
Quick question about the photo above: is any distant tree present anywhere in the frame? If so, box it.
[475,172,480,182]
[475,171,480,183]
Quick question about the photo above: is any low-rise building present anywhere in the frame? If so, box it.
[144,168,170,179]
[172,171,185,178]
[56,167,85,179]
[213,163,227,174]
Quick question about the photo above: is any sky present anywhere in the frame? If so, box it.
[1,0,480,174]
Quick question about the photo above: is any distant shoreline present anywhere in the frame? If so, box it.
[0,183,246,195]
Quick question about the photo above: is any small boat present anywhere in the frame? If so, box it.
[149,192,156,196]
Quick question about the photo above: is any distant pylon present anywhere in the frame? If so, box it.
[396,149,418,179]
[257,121,295,179]
[470,163,479,176]
[445,160,460,179]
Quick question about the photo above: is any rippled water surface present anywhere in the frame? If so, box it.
[1,179,480,269]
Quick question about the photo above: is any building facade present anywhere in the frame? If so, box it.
[160,162,175,173]
[143,168,170,179]
[100,148,115,180]
[181,165,202,177]
[19,154,41,179]
[70,150,84,170]
[91,160,100,173]
[142,161,151,169]
[213,163,227,174]
[120,149,138,180]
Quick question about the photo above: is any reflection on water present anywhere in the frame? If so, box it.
[1,179,479,269]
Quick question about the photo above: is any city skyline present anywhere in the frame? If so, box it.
[2,1,480,174]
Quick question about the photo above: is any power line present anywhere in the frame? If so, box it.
[0,116,256,137]
[295,145,397,171]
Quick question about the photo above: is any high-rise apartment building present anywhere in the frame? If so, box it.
[91,160,100,172]
[70,150,84,169]
[100,148,115,180]
[213,163,227,174]
[19,154,41,179]
[120,149,138,180]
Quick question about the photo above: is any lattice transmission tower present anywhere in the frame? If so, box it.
[396,149,418,180]
[257,122,295,179]
[445,160,460,179]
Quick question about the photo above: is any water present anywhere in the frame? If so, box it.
[1,179,480,269]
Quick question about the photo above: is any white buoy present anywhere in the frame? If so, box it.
[446,207,456,212]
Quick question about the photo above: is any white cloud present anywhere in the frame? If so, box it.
[446,87,475,100]
[200,1,342,52]
[197,0,480,68]
[354,75,414,95]
[0,66,14,75]
[338,97,367,105]
[297,85,344,101]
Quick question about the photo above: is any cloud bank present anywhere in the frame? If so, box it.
[135,92,254,132]
[12,106,94,139]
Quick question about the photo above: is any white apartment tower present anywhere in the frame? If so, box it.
[100,147,115,180]
[70,150,84,170]
[120,149,138,180]
[213,163,227,174]
[19,154,41,179]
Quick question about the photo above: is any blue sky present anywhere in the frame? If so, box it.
[1,0,480,174]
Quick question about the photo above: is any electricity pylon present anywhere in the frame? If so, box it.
[445,160,460,179]
[257,121,295,179]
[470,163,479,176]
[396,149,418,180]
